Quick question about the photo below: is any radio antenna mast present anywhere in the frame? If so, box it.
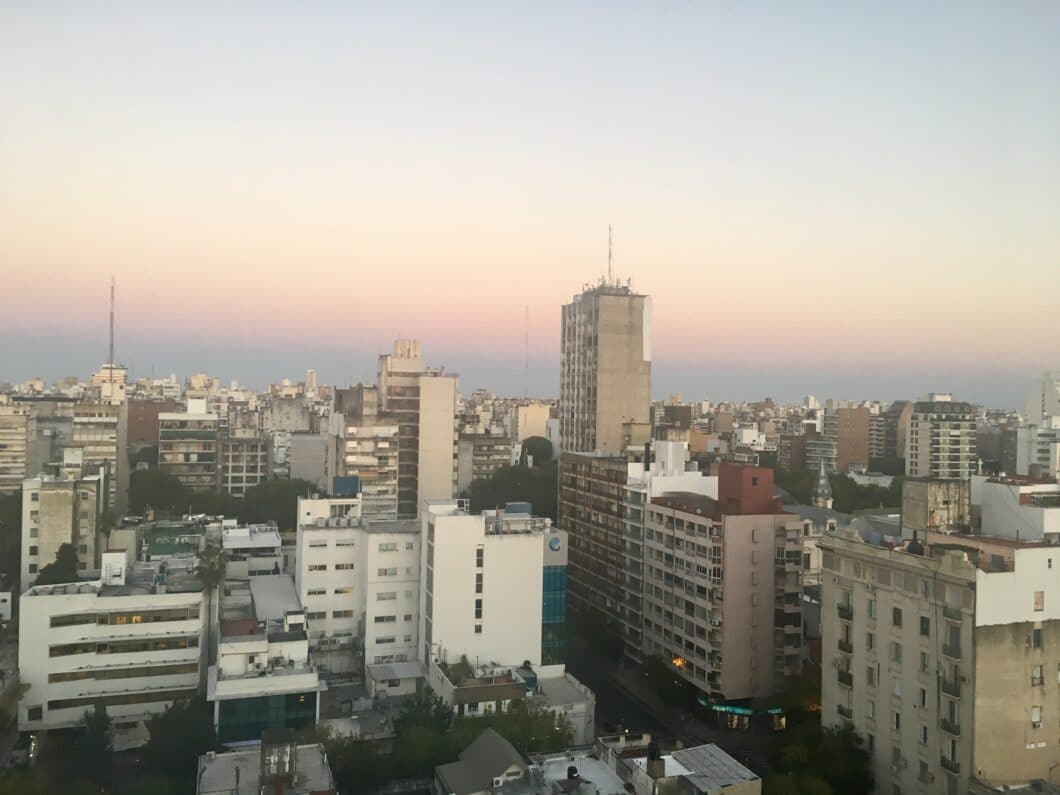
[608,225,613,284]
[108,275,115,366]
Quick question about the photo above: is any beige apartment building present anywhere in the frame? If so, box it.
[70,401,127,512]
[0,405,32,494]
[377,340,458,518]
[456,431,512,494]
[559,282,651,455]
[331,385,401,521]
[21,470,104,587]
[906,399,977,479]
[641,465,803,702]
[820,529,1060,794]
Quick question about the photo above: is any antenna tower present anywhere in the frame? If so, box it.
[524,305,529,399]
[607,224,613,284]
[108,275,115,366]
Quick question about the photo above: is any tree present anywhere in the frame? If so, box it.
[144,697,218,786]
[76,702,114,788]
[520,436,553,467]
[128,468,191,514]
[0,490,22,588]
[194,545,228,686]
[238,479,315,529]
[465,461,558,522]
[768,724,871,795]
[395,685,451,734]
[35,543,81,585]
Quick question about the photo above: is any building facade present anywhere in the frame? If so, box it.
[906,400,977,479]
[559,282,651,455]
[159,403,219,491]
[21,472,104,587]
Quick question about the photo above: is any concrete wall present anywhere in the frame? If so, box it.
[417,375,458,510]
[513,404,550,442]
[594,294,651,455]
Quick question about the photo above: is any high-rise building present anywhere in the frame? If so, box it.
[640,464,804,701]
[836,407,870,473]
[906,400,977,479]
[559,282,651,454]
[820,529,1060,794]
[220,428,271,497]
[884,401,913,461]
[0,404,32,494]
[330,385,400,520]
[377,340,458,518]
[1025,370,1060,426]
[71,400,128,512]
[456,431,512,494]
[511,402,551,442]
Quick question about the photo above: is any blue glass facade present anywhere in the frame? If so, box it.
[217,691,317,744]
[542,565,567,664]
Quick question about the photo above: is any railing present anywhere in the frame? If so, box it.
[837,704,853,719]
[942,644,961,660]
[838,670,853,687]
[941,678,961,698]
[940,756,960,774]
[837,604,854,621]
[940,718,960,736]
[838,639,854,654]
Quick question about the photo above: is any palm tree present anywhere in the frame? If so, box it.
[194,545,228,690]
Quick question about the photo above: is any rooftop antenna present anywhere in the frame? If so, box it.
[524,305,529,400]
[108,275,115,366]
[608,224,613,284]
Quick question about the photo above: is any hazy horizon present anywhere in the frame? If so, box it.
[2,3,1058,409]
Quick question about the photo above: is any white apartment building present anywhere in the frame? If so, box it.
[821,530,1060,794]
[1015,420,1060,481]
[18,552,204,750]
[222,524,284,579]
[906,399,977,480]
[295,496,421,676]
[0,405,32,494]
[71,401,128,512]
[974,476,1060,542]
[220,428,271,497]
[21,471,105,588]
[209,574,323,744]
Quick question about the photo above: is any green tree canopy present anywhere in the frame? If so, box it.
[144,697,218,786]
[35,543,81,585]
[465,461,557,522]
[395,685,451,734]
[238,478,315,529]
[520,436,553,467]
[128,468,192,514]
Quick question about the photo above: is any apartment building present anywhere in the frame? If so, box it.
[559,282,651,455]
[884,401,913,461]
[456,431,513,494]
[868,413,886,461]
[21,471,105,588]
[641,464,803,702]
[0,404,32,494]
[511,402,551,442]
[906,399,977,479]
[377,339,458,518]
[18,552,204,750]
[331,385,400,521]
[974,475,1060,542]
[71,400,128,512]
[820,529,1060,793]
[209,575,323,743]
[294,495,420,675]
[220,428,271,497]
[159,401,219,491]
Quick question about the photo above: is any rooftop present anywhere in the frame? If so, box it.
[223,524,282,550]
[196,743,335,795]
[249,576,302,624]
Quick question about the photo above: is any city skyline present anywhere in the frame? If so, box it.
[3,3,1058,406]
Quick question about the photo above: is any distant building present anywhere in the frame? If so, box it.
[906,400,977,479]
[0,405,32,494]
[22,468,105,588]
[196,730,336,795]
[331,385,400,521]
[884,401,914,461]
[511,403,550,442]
[559,282,651,455]
[159,400,219,491]
[456,431,512,494]
[287,431,329,492]
[221,428,271,497]
[903,478,972,534]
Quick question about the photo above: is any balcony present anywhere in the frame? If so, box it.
[943,605,962,621]
[941,678,961,698]
[837,604,854,621]
[838,639,854,654]
[940,718,960,736]
[942,644,961,660]
[838,670,853,688]
[837,704,853,719]
[940,756,960,774]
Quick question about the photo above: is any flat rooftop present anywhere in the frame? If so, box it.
[196,744,334,795]
[223,525,282,549]
[249,575,302,623]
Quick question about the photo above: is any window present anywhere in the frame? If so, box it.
[403,614,413,621]
[918,760,929,782]
[377,567,397,576]
[868,599,877,619]
[374,615,396,623]
[333,587,352,595]
[376,636,395,645]
[475,573,483,594]
[308,564,327,572]
[1032,705,1043,729]
[307,588,326,596]
[474,624,482,634]
[474,598,482,620]
[28,564,37,574]
[889,641,902,663]
[866,666,876,687]
[919,688,927,708]
[28,546,38,556]
[892,746,901,766]
[893,677,902,697]
[920,651,929,673]
[306,611,325,620]
[1033,628,1043,648]
[1032,664,1044,686]
[475,546,484,567]
[919,616,930,637]
[893,712,901,730]
[377,592,397,601]
[333,610,353,618]
[867,700,875,719]
[892,607,902,627]
[335,563,355,570]
[405,542,414,550]
[920,724,928,744]
[378,543,397,552]
[866,632,875,651]
[27,706,42,721]
[1034,591,1045,611]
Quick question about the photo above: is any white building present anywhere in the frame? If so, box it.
[222,523,284,580]
[906,399,977,480]
[975,476,1060,542]
[1015,420,1060,481]
[208,574,323,744]
[18,552,204,750]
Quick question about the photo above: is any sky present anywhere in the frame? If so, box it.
[1,3,1058,407]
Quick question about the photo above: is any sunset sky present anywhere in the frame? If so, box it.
[2,3,1057,406]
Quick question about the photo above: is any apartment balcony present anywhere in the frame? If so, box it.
[941,678,961,698]
[940,718,960,736]
[943,605,962,621]
[837,704,853,720]
[838,639,854,654]
[940,756,960,775]
[837,604,853,621]
[838,670,853,688]
[942,644,961,660]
